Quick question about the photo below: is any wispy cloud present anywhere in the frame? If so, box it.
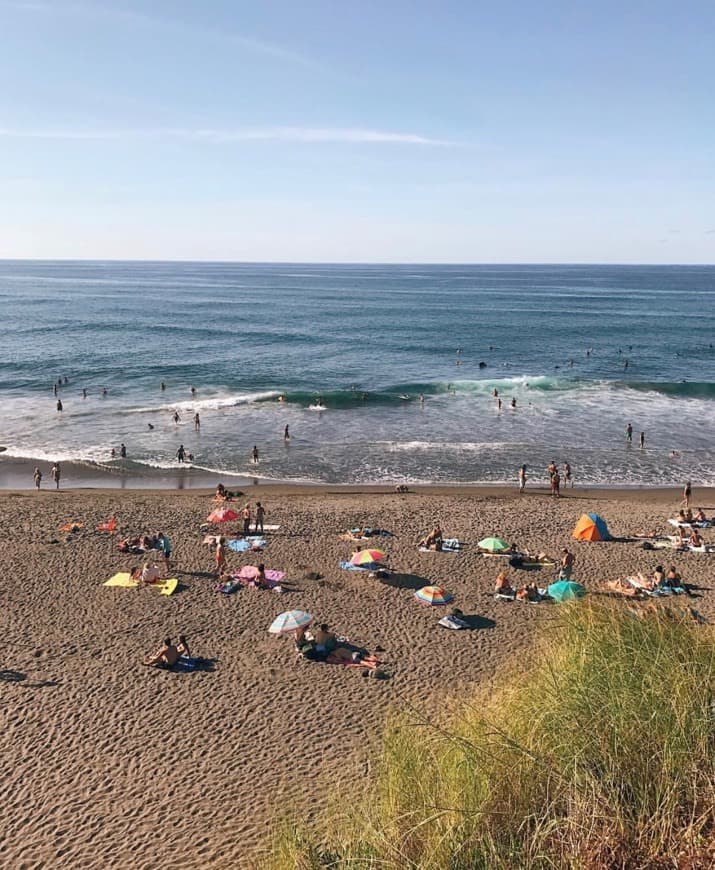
[3,0,317,67]
[706,229,715,235]
[0,126,455,146]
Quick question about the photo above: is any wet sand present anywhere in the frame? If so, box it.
[2,484,714,868]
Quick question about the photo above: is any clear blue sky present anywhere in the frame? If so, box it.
[1,0,713,262]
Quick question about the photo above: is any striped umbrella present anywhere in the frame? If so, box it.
[268,610,313,635]
[350,549,386,566]
[207,507,239,523]
[415,585,454,605]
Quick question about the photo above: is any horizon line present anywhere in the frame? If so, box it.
[0,258,713,267]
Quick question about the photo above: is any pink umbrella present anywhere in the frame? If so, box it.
[207,507,239,523]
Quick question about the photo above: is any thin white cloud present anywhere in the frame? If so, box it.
[0,126,455,146]
[2,0,317,67]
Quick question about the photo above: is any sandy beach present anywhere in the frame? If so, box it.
[2,484,714,868]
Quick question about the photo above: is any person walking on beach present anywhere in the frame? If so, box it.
[626,423,633,443]
[518,464,527,494]
[242,503,251,536]
[194,412,200,431]
[252,445,259,464]
[639,431,646,449]
[254,501,266,534]
[284,424,290,441]
[551,469,561,498]
[563,462,572,487]
[51,462,61,490]
[682,481,692,509]
[33,467,42,489]
[176,444,186,462]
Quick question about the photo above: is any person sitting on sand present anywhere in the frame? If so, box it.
[495,570,514,596]
[516,582,540,602]
[695,507,708,522]
[141,562,161,585]
[215,483,227,500]
[689,529,704,548]
[419,524,443,551]
[652,565,666,588]
[676,509,688,523]
[142,635,190,667]
[665,565,682,588]
[312,623,338,655]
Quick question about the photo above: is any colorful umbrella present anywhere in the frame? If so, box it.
[478,536,509,553]
[547,580,587,602]
[414,585,454,605]
[268,610,313,635]
[350,549,386,566]
[572,513,611,541]
[207,507,239,523]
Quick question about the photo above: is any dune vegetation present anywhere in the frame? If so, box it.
[268,601,715,869]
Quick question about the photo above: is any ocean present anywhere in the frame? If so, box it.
[1,261,714,487]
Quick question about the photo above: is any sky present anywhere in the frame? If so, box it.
[0,0,713,262]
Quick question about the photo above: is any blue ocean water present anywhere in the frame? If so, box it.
[0,261,714,486]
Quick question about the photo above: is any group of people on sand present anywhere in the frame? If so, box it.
[118,531,171,565]
[294,623,383,673]
[517,461,572,495]
[676,507,708,524]
[128,560,169,585]
[609,565,691,598]
[33,463,61,490]
[494,547,574,600]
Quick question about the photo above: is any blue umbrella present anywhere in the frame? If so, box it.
[547,580,586,602]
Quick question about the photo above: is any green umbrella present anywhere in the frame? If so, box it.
[547,580,586,603]
[478,536,510,553]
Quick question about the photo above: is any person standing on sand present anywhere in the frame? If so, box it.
[254,501,265,534]
[242,503,251,536]
[551,469,561,498]
[33,467,42,489]
[214,536,227,575]
[626,423,633,443]
[51,462,61,490]
[639,431,646,449]
[518,464,527,494]
[559,548,575,580]
[682,481,692,509]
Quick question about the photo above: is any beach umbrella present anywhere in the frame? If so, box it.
[414,585,454,605]
[572,513,610,541]
[350,549,386,566]
[547,580,587,602]
[478,536,509,553]
[207,507,239,523]
[268,610,313,635]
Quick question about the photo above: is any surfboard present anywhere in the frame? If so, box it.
[158,578,179,596]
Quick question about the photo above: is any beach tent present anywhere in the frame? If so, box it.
[572,513,611,542]
[548,580,587,602]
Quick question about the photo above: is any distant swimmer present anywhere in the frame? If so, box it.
[569,359,574,367]
[419,394,425,406]
[173,411,180,424]
[493,388,498,397]
[63,376,68,384]
[176,444,186,462]
[626,423,633,443]
[478,361,486,368]
[190,386,196,396]
[194,412,200,430]
[102,388,108,396]
[456,348,462,354]
[252,445,259,464]
[82,388,87,399]
[56,399,63,412]
[284,424,290,441]
[510,398,517,408]
[120,443,127,458]
[639,431,646,449]
[148,423,154,430]
[623,360,629,370]
[455,360,462,366]
[277,395,285,402]
[497,398,502,410]
[161,381,166,391]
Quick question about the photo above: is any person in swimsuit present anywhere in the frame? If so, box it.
[33,467,42,489]
[214,537,227,574]
[242,504,251,535]
[559,548,575,579]
[51,463,61,489]
[682,481,692,509]
[518,464,527,494]
[254,502,265,534]
[194,413,200,430]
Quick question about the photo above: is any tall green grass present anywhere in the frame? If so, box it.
[267,602,715,869]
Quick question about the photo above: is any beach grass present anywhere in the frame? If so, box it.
[268,601,715,869]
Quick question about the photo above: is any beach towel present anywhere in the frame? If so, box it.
[227,537,267,552]
[237,566,286,587]
[60,522,84,532]
[104,572,138,588]
[216,579,241,594]
[438,614,469,629]
[495,592,516,601]
[340,560,372,571]
[668,518,713,529]
[97,518,117,532]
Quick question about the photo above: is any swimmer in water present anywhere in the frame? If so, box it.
[161,381,166,391]
[148,423,154,430]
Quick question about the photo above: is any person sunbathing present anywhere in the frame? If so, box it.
[676,510,688,523]
[327,646,382,669]
[516,582,540,602]
[685,508,694,522]
[312,623,338,654]
[142,635,189,667]
[665,566,682,587]
[606,578,640,597]
[141,562,162,584]
[215,483,227,500]
[695,508,708,522]
[495,570,515,596]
